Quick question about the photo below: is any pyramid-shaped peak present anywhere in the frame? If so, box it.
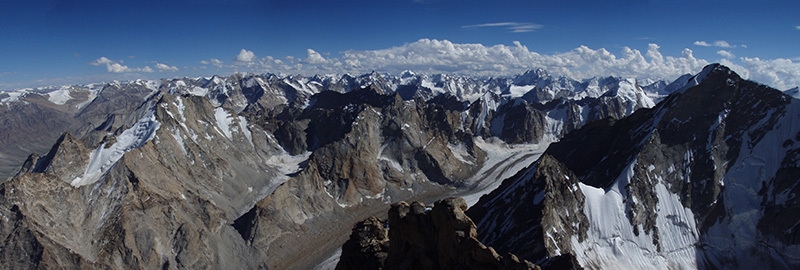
[513,68,551,86]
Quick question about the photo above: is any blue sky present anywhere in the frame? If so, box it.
[1,0,799,90]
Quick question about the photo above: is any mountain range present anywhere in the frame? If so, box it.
[1,64,797,269]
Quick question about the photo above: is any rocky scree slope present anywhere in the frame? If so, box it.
[0,69,668,269]
[468,64,800,269]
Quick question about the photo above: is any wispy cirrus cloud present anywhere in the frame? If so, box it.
[796,25,800,30]
[462,22,542,33]
[201,58,225,68]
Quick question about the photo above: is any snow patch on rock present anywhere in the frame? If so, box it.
[214,107,233,139]
[47,86,73,105]
[71,106,161,187]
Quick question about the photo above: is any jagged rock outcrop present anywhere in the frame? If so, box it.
[469,64,800,269]
[337,197,546,270]
[336,216,390,269]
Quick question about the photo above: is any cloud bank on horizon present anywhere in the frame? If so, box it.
[197,39,799,90]
[49,39,800,92]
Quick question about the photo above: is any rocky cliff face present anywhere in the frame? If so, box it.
[468,64,800,269]
[336,197,551,270]
[0,69,668,269]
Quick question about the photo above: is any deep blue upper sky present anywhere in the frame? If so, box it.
[2,0,799,90]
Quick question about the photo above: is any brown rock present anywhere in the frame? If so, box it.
[338,197,539,270]
[336,216,389,270]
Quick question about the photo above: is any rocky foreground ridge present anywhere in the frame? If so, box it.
[336,197,582,270]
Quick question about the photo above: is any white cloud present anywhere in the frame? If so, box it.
[694,41,712,47]
[201,58,225,68]
[106,63,129,73]
[216,39,799,91]
[305,49,329,64]
[155,63,179,72]
[236,49,256,62]
[319,39,707,81]
[796,25,800,30]
[90,57,114,66]
[90,57,153,73]
[736,57,800,90]
[717,50,735,58]
[694,40,735,48]
[713,40,733,48]
[462,22,542,33]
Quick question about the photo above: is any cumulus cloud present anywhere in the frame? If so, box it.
[236,49,256,62]
[693,41,711,47]
[321,39,707,81]
[305,49,329,64]
[717,50,735,59]
[462,22,543,33]
[90,57,153,73]
[737,57,800,90]
[90,57,114,66]
[694,40,735,48]
[221,39,799,90]
[155,63,179,72]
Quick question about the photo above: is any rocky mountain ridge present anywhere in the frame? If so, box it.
[0,67,689,269]
[0,69,668,181]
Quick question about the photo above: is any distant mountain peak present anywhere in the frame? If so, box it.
[513,68,552,86]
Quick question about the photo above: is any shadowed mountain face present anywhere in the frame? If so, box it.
[468,64,800,269]
[0,69,672,269]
